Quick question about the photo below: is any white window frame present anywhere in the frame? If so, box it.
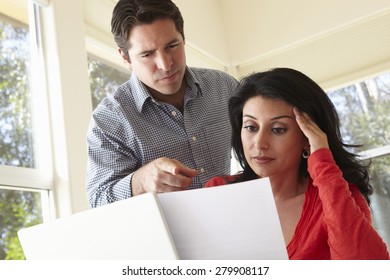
[0,1,54,219]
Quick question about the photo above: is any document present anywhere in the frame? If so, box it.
[157,178,288,260]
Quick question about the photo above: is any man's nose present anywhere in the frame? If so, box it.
[156,52,172,71]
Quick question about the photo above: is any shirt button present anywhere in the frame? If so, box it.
[199,167,205,173]
[192,136,197,141]
[171,111,177,117]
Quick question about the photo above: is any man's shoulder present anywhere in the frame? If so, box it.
[187,67,238,86]
[94,80,136,113]
[188,66,233,78]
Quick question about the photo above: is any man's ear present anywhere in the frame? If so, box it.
[118,48,132,68]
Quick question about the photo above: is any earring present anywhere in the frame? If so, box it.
[302,150,310,159]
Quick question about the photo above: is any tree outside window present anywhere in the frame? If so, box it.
[88,55,129,109]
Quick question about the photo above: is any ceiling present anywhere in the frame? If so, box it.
[83,0,390,89]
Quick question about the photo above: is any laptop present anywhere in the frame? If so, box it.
[18,193,179,260]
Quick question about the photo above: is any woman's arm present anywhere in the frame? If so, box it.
[308,149,389,259]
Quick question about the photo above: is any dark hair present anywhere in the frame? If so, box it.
[229,68,373,204]
[111,0,185,61]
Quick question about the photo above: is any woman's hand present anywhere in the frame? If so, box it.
[293,107,329,154]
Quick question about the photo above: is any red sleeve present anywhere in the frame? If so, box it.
[204,175,238,188]
[308,148,390,259]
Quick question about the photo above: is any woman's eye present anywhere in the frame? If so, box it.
[243,125,257,132]
[272,127,286,134]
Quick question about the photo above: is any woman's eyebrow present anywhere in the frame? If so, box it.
[243,114,256,120]
[271,115,294,121]
[242,114,294,120]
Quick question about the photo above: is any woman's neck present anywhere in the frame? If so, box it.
[268,173,309,202]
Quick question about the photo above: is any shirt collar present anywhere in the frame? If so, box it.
[185,67,202,98]
[129,74,151,113]
[130,67,202,113]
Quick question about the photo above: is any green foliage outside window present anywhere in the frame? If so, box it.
[0,188,43,260]
[0,17,34,168]
[328,74,390,151]
[88,56,129,109]
[327,74,390,197]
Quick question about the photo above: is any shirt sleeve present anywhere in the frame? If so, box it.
[308,148,390,259]
[86,106,137,208]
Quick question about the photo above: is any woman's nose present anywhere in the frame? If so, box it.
[255,130,269,150]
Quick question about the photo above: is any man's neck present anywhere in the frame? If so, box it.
[148,80,187,112]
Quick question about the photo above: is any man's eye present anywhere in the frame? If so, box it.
[168,43,179,49]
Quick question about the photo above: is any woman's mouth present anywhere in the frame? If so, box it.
[253,156,274,164]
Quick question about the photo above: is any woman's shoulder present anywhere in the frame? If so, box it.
[204,174,240,188]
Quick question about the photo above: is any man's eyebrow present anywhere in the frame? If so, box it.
[165,38,181,47]
[137,48,155,56]
[137,39,181,56]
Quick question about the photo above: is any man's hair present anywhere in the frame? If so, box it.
[111,0,185,61]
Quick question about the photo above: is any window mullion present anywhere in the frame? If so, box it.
[0,165,52,190]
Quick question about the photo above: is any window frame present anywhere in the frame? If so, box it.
[0,2,53,192]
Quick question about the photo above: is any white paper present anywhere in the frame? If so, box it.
[157,178,288,260]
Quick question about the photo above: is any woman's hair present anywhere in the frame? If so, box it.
[111,0,185,61]
[229,68,373,204]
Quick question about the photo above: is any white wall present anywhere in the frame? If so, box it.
[41,0,92,216]
[174,0,232,71]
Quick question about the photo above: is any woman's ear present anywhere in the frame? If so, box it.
[303,139,311,154]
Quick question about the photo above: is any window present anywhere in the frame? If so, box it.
[88,55,129,109]
[0,14,33,168]
[0,3,52,260]
[327,72,390,248]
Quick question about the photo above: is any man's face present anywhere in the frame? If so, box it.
[122,18,186,97]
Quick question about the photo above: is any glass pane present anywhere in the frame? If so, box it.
[327,72,390,153]
[88,56,129,109]
[0,14,34,168]
[0,186,46,260]
[369,155,390,249]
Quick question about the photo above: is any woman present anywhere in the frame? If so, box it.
[205,68,389,259]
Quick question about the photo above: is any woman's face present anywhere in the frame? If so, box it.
[241,96,308,179]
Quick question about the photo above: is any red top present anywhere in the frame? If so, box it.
[204,149,390,260]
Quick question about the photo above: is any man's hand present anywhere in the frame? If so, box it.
[131,157,198,196]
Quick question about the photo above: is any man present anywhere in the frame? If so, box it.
[86,0,238,207]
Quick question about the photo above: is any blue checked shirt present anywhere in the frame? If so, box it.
[86,67,238,207]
